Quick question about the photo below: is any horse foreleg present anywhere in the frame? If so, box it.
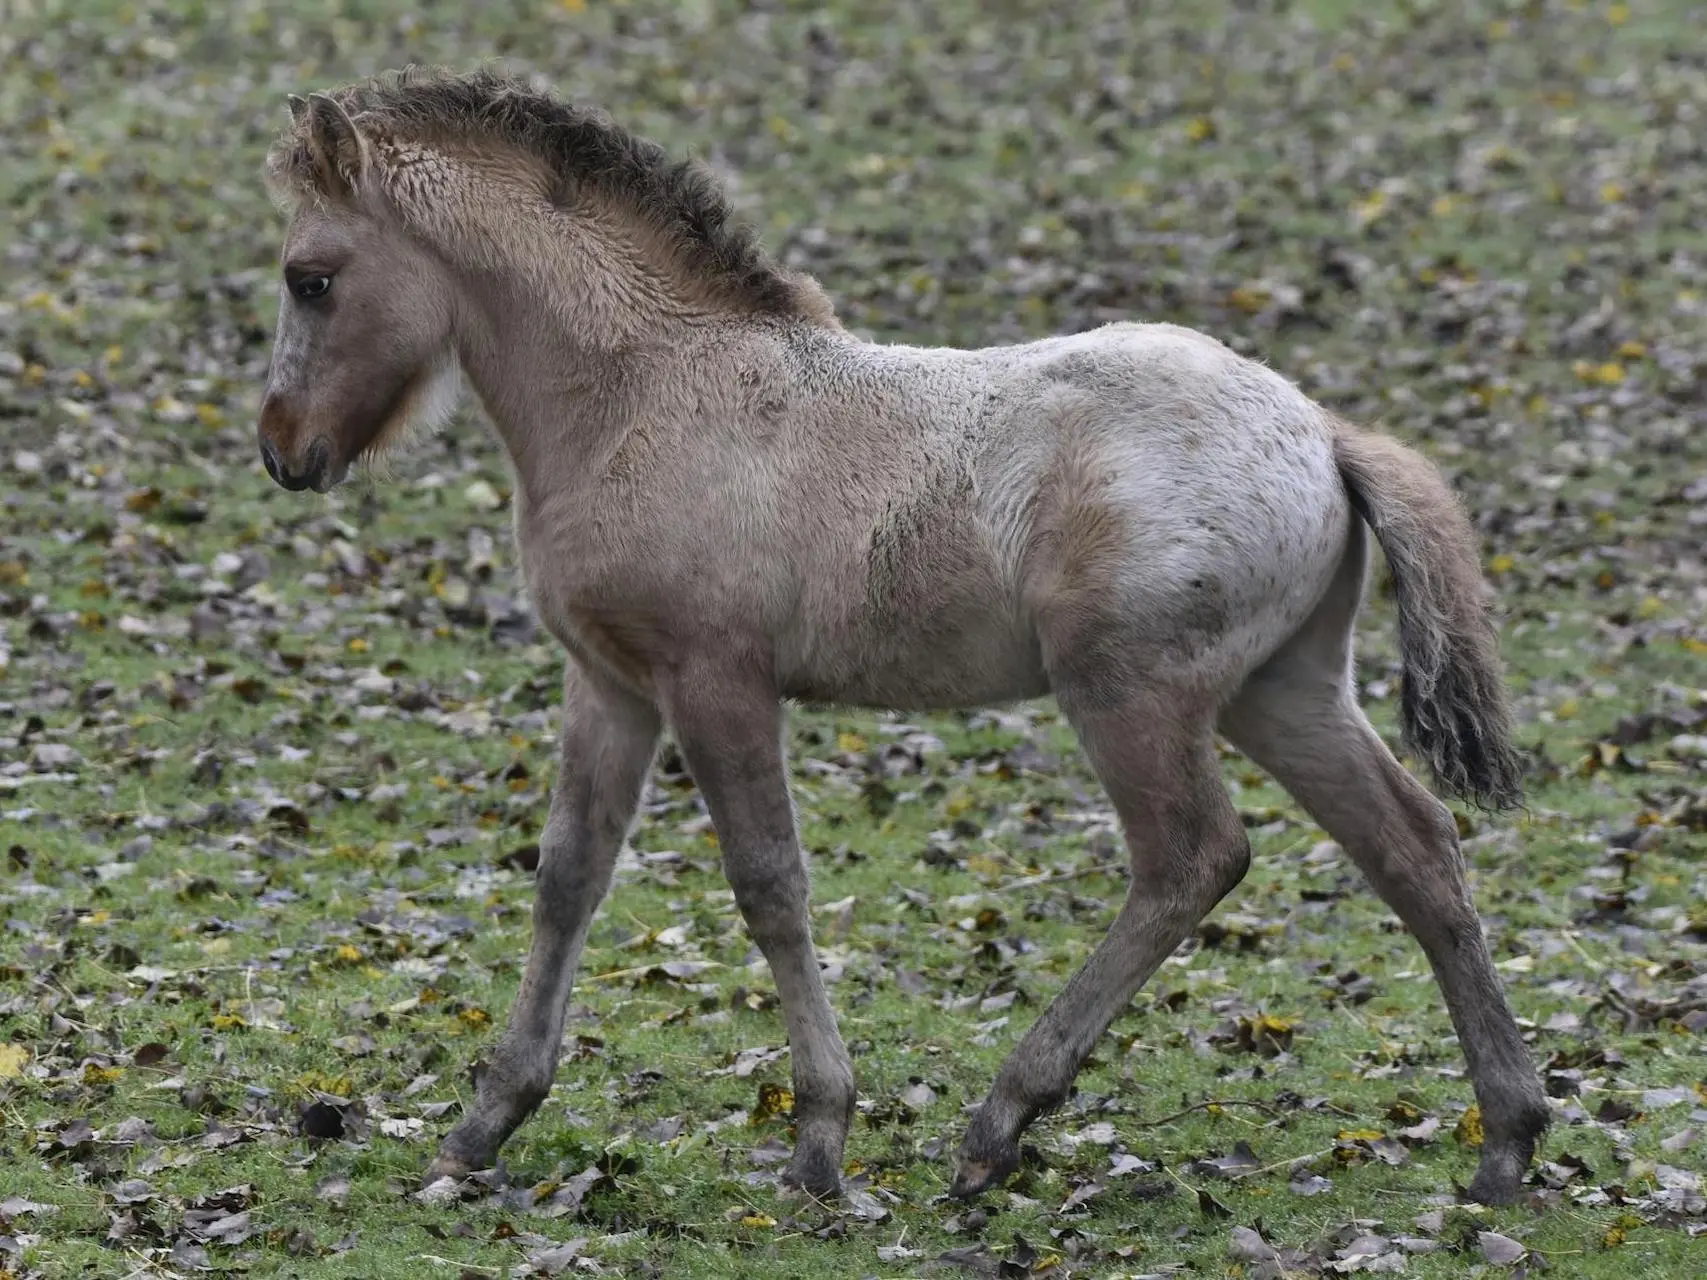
[425,664,659,1184]
[663,665,855,1199]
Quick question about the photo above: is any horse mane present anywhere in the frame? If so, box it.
[270,67,831,323]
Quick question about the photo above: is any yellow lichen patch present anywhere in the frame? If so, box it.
[1455,1105,1484,1147]
[752,1081,794,1123]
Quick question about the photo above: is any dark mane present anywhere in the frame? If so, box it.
[275,67,826,321]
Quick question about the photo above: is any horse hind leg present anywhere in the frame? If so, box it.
[1217,559,1548,1205]
[953,676,1251,1196]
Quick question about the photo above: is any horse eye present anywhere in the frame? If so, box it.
[293,275,332,301]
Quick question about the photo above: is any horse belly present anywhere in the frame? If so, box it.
[780,528,1049,710]
[785,615,1049,710]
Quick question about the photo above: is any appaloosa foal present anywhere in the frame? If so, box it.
[257,69,1548,1206]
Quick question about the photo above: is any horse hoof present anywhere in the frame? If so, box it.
[780,1149,843,1201]
[421,1152,476,1189]
[949,1147,1019,1199]
[1465,1160,1525,1207]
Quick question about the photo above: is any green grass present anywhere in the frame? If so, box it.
[2,0,1706,1276]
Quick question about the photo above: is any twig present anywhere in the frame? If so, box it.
[1225,1144,1338,1180]
[777,1179,839,1213]
[1161,1162,1202,1199]
[1133,1098,1282,1128]
[584,961,722,983]
[1558,929,1607,973]
[120,1247,183,1280]
[990,864,1118,894]
[412,1258,501,1275]
[166,435,226,481]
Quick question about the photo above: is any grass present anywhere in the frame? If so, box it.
[2,0,1706,1276]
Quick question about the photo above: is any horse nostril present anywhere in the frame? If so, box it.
[304,438,331,487]
[260,439,283,485]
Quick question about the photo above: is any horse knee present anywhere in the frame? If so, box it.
[1366,779,1470,899]
[797,1060,857,1120]
[1173,820,1250,912]
[724,849,814,951]
[1122,769,1251,909]
[1138,809,1249,913]
[1186,788,1252,896]
[1212,827,1253,898]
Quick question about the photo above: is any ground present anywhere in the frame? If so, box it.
[2,1,1706,1277]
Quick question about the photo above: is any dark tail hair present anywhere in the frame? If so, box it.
[1334,424,1524,810]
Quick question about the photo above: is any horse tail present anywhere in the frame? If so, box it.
[1332,422,1523,810]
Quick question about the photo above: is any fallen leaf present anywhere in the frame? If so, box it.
[524,1238,586,1275]
[1229,1225,1279,1262]
[1478,1231,1527,1265]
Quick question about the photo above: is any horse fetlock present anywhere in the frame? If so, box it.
[423,1051,555,1184]
[481,1039,558,1111]
[1492,1091,1551,1143]
[992,1044,1075,1123]
[780,1076,852,1198]
[504,1069,556,1115]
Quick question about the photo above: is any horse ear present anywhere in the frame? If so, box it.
[304,92,370,196]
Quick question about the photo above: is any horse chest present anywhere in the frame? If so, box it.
[512,523,665,697]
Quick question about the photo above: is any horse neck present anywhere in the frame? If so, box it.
[445,224,700,503]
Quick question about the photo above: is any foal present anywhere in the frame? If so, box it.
[258,69,1548,1206]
